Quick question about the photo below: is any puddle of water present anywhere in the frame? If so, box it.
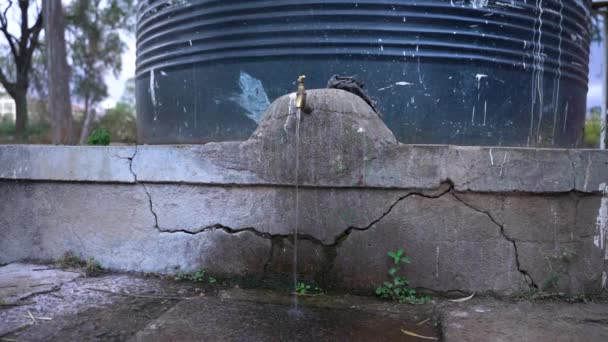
[134,297,440,341]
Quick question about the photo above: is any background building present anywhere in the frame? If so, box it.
[0,85,16,122]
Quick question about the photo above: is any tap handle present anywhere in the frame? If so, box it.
[297,75,306,90]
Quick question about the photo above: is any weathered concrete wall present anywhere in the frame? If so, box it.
[1,90,607,296]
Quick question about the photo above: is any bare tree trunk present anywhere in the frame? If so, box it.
[13,88,28,142]
[44,0,74,145]
[79,100,96,144]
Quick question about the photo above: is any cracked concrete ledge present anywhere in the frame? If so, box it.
[1,144,607,194]
[0,145,136,183]
[2,178,605,295]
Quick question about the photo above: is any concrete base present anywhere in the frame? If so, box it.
[1,90,607,295]
[2,264,607,342]
[1,154,606,296]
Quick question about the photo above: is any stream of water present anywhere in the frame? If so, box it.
[292,106,302,311]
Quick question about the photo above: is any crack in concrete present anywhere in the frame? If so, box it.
[567,151,577,192]
[329,183,454,246]
[126,147,537,292]
[451,193,539,290]
[138,180,453,248]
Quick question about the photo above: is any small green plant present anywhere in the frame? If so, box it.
[85,257,103,277]
[56,251,86,269]
[174,269,216,284]
[295,282,322,295]
[541,247,577,292]
[56,252,103,277]
[87,128,111,145]
[542,272,561,291]
[376,248,430,304]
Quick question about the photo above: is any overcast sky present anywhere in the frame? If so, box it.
[588,41,603,110]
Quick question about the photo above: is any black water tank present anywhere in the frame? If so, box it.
[136,0,591,147]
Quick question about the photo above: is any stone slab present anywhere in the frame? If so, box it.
[0,263,80,305]
[333,193,528,295]
[441,299,608,342]
[0,145,136,183]
[0,182,270,277]
[0,268,197,338]
[0,144,606,193]
[454,193,608,293]
[133,145,608,193]
[146,184,408,244]
[1,180,606,295]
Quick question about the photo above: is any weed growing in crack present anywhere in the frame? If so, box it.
[376,248,430,304]
[85,257,103,277]
[56,252,85,269]
[541,247,577,292]
[56,252,104,277]
[295,282,323,296]
[174,269,217,284]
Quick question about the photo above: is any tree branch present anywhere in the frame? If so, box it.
[0,67,16,95]
[0,0,19,59]
[24,9,43,66]
[19,0,29,53]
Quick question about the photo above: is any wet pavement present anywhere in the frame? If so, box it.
[1,263,608,341]
[132,297,437,342]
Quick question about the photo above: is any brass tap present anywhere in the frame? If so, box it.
[295,75,308,112]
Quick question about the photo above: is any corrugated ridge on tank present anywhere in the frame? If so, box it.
[135,0,591,147]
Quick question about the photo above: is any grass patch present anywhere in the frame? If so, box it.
[174,269,217,284]
[56,252,104,277]
[295,282,323,296]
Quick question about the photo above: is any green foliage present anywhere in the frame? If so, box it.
[540,247,577,292]
[56,251,85,269]
[66,0,135,121]
[376,249,430,304]
[590,14,602,43]
[0,119,14,135]
[295,282,322,295]
[93,102,136,143]
[0,111,51,143]
[87,128,111,145]
[85,257,103,277]
[0,0,44,138]
[174,269,217,284]
[542,272,561,292]
[56,252,104,277]
[584,107,603,148]
[119,77,136,108]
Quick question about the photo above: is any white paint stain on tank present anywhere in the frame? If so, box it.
[472,0,489,9]
[230,71,271,124]
[149,69,157,106]
[475,74,488,89]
